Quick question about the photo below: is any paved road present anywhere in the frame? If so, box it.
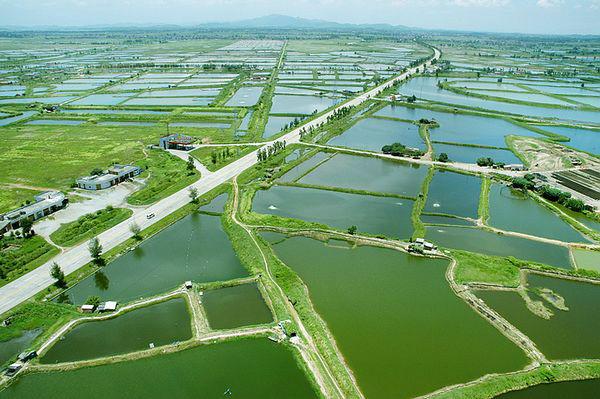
[0,48,441,315]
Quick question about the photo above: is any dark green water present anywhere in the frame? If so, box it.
[494,379,600,398]
[199,192,228,213]
[426,226,572,269]
[66,214,247,304]
[298,153,428,197]
[202,283,273,330]
[478,274,600,360]
[0,339,317,399]
[253,185,414,238]
[0,329,41,366]
[268,234,527,399]
[424,170,481,218]
[488,184,588,243]
[41,299,192,364]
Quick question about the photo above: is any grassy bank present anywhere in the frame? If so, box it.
[0,235,59,288]
[451,250,521,287]
[50,207,133,247]
[190,145,258,172]
[429,361,600,399]
[127,149,200,206]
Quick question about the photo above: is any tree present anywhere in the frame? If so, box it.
[20,218,33,237]
[90,168,103,176]
[211,151,218,165]
[129,222,141,240]
[476,157,495,167]
[50,262,66,289]
[564,198,585,212]
[437,152,449,163]
[88,237,103,265]
[347,225,357,235]
[85,295,101,307]
[189,187,199,203]
[186,156,195,173]
[512,177,535,190]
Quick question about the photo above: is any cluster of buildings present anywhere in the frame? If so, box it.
[0,191,68,234]
[159,133,195,151]
[76,164,142,191]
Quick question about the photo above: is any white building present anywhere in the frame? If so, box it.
[76,164,141,190]
[0,191,67,233]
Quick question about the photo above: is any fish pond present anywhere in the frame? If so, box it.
[202,283,273,330]
[0,339,317,399]
[328,117,424,152]
[398,77,600,125]
[65,214,247,304]
[376,105,539,148]
[477,274,600,360]
[270,94,338,115]
[426,226,572,269]
[536,125,600,155]
[41,298,191,364]
[297,153,427,197]
[267,234,527,399]
[0,329,41,366]
[495,379,600,399]
[253,185,414,238]
[424,171,481,219]
[433,143,521,165]
[488,184,588,243]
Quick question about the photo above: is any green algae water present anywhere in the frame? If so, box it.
[0,329,41,366]
[253,185,414,238]
[202,283,273,330]
[572,248,600,272]
[298,153,428,197]
[0,339,317,399]
[268,234,527,399]
[41,298,192,364]
[494,379,600,398]
[424,170,481,218]
[198,192,228,213]
[66,214,247,304]
[426,226,572,269]
[488,184,588,243]
[477,274,600,360]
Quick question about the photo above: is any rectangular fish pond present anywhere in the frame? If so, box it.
[253,185,414,239]
[41,298,191,364]
[201,283,273,330]
[477,273,600,360]
[64,214,248,304]
[0,339,318,399]
[267,234,527,399]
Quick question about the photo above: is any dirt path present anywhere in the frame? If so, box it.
[231,177,358,399]
[444,258,547,364]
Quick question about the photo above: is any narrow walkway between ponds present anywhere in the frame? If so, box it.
[231,177,356,399]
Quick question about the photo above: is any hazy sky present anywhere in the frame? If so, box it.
[0,0,599,35]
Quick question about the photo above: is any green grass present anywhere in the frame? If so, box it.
[0,235,59,287]
[190,145,259,172]
[49,207,133,247]
[0,186,41,214]
[127,149,200,206]
[451,250,521,287]
[429,361,600,399]
[478,177,491,222]
[0,301,78,343]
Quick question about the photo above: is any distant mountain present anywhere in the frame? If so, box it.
[0,14,413,32]
[200,14,412,31]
